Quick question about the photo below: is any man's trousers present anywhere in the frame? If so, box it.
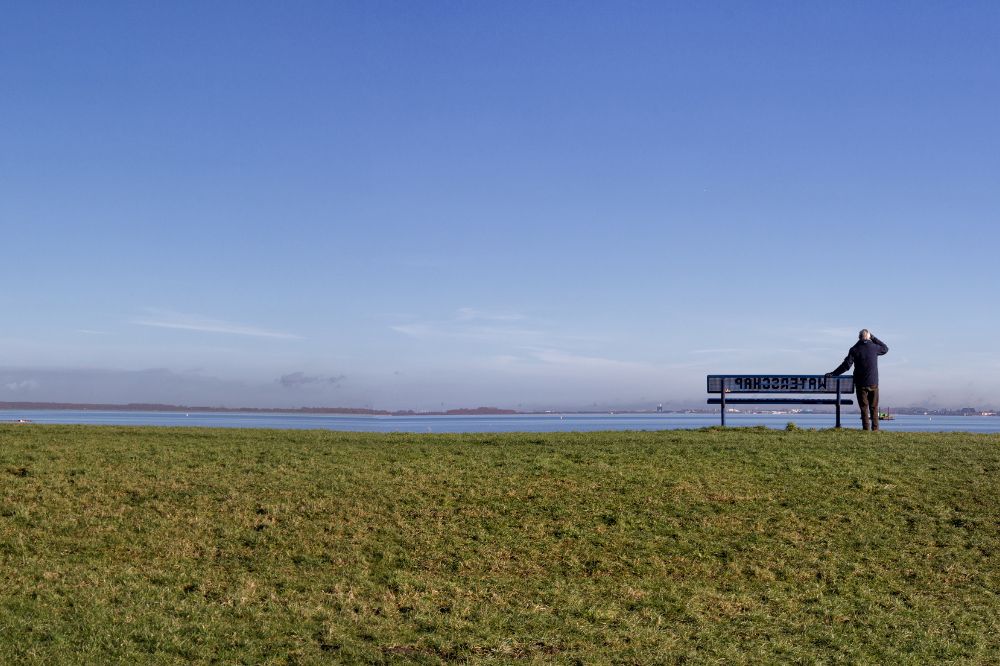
[856,385,879,431]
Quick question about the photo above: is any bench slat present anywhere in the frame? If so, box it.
[707,398,853,405]
[707,374,853,393]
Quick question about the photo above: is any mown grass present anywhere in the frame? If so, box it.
[0,424,998,664]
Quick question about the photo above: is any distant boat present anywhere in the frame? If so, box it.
[878,412,895,421]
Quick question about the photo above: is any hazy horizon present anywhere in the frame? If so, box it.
[2,363,997,413]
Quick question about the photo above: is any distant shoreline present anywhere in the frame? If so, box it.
[0,402,685,416]
[0,401,513,417]
[1,402,995,418]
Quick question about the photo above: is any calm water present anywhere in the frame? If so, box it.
[3,410,1000,433]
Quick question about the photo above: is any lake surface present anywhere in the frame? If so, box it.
[3,410,1000,433]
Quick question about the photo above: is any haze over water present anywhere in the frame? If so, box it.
[5,411,1000,434]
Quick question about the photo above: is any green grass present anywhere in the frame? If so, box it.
[1,425,998,664]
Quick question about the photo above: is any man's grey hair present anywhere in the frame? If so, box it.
[859,329,871,340]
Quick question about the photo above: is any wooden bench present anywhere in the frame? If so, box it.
[707,374,854,427]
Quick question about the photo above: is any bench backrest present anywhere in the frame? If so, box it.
[707,375,854,394]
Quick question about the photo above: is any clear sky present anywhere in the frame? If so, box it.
[2,2,998,410]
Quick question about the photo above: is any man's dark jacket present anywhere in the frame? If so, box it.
[829,337,889,387]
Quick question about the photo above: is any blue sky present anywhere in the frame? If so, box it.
[2,2,998,410]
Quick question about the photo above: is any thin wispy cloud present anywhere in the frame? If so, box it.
[455,307,525,322]
[278,372,346,388]
[390,307,606,349]
[785,326,903,347]
[389,323,434,338]
[476,347,707,375]
[529,348,651,371]
[691,347,810,356]
[816,327,859,340]
[530,348,712,372]
[4,379,39,392]
[391,322,544,343]
[131,309,302,340]
[391,308,542,343]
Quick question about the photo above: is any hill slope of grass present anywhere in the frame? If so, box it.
[1,425,998,663]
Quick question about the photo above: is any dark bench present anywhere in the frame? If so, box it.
[707,374,854,427]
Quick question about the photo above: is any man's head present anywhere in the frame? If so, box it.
[859,329,871,341]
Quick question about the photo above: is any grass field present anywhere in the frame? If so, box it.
[1,424,998,664]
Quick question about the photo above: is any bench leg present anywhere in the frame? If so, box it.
[836,386,842,428]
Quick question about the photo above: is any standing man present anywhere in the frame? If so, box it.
[827,329,889,431]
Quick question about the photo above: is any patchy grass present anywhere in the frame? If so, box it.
[0,425,998,663]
